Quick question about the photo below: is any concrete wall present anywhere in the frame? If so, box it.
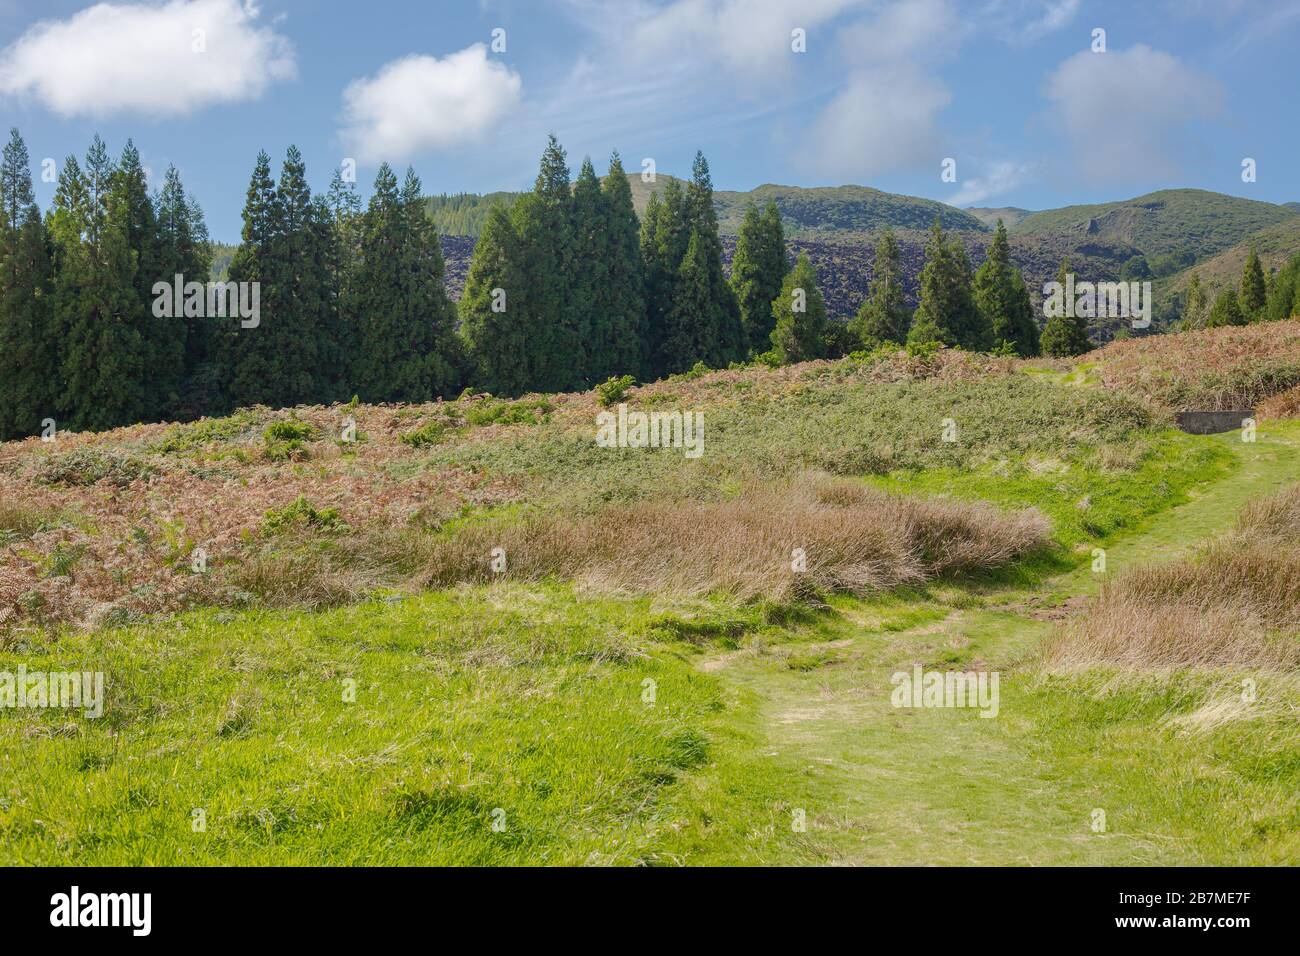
[1175,410,1255,435]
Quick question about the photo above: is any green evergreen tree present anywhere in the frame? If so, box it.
[1241,247,1267,318]
[155,165,215,419]
[567,157,604,386]
[639,190,667,376]
[461,205,530,395]
[850,226,910,345]
[1040,257,1093,357]
[769,253,827,364]
[514,135,574,392]
[1264,254,1300,323]
[595,152,646,380]
[1206,287,1246,328]
[648,178,691,375]
[662,231,714,370]
[907,218,988,350]
[57,136,151,430]
[1182,270,1208,328]
[0,129,57,440]
[973,220,1039,356]
[221,150,280,408]
[684,151,745,365]
[730,200,787,353]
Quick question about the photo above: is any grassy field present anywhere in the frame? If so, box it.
[3,328,1299,865]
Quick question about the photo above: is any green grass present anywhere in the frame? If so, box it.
[0,584,757,865]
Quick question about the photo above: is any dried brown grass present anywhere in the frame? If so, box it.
[413,475,1049,602]
[1045,484,1300,671]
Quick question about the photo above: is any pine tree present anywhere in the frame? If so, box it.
[113,140,178,417]
[662,231,714,370]
[155,165,215,419]
[850,227,910,346]
[1183,270,1208,328]
[595,151,646,380]
[639,190,666,375]
[1241,247,1267,318]
[973,220,1039,356]
[349,163,403,400]
[220,151,278,409]
[461,206,530,395]
[514,135,574,392]
[908,218,987,350]
[684,151,745,365]
[769,253,826,364]
[567,157,604,387]
[57,136,151,430]
[0,129,57,440]
[1264,254,1300,323]
[647,179,691,375]
[1206,287,1246,328]
[731,200,787,353]
[1040,257,1093,357]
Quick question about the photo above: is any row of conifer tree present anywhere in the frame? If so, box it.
[2,128,1126,441]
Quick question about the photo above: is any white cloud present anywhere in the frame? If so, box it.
[802,0,959,178]
[982,0,1078,43]
[628,0,871,79]
[0,0,295,118]
[948,160,1034,205]
[339,45,522,165]
[1043,44,1223,183]
[803,63,951,178]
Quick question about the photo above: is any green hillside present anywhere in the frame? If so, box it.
[427,174,986,237]
[1155,217,1300,316]
[1011,188,1299,261]
[967,206,1034,229]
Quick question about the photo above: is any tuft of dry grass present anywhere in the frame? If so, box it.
[413,475,1050,602]
[1045,483,1300,671]
[1090,322,1300,411]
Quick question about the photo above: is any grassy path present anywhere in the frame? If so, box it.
[696,423,1300,865]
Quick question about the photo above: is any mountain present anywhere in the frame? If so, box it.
[967,206,1034,229]
[1155,217,1300,317]
[427,175,987,238]
[1010,188,1300,261]
[420,182,1300,343]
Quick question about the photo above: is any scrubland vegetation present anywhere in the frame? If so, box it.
[3,322,1300,865]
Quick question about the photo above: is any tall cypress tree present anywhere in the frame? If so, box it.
[461,205,530,395]
[662,231,714,370]
[349,163,403,399]
[907,219,988,351]
[57,136,151,430]
[731,200,787,353]
[1241,247,1267,318]
[596,151,646,381]
[0,129,57,440]
[1040,257,1093,356]
[221,150,280,409]
[639,191,674,378]
[348,165,460,402]
[567,157,604,387]
[684,151,745,365]
[514,135,573,392]
[973,220,1039,356]
[155,165,214,419]
[648,179,690,375]
[769,253,827,364]
[850,227,911,345]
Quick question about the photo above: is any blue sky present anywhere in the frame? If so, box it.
[1,0,1297,241]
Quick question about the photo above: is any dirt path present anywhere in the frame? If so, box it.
[700,425,1300,864]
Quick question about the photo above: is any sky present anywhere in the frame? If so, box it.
[1,0,1297,242]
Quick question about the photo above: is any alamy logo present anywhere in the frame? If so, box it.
[50,886,151,936]
[0,666,103,718]
[1043,273,1151,329]
[890,665,999,718]
[595,403,704,458]
[152,274,260,329]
